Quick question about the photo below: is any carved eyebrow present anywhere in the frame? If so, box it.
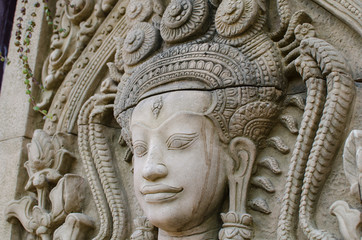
[131,111,205,130]
[165,133,199,150]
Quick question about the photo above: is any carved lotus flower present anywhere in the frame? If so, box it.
[219,212,253,240]
[27,130,54,172]
[6,174,87,238]
[24,130,75,191]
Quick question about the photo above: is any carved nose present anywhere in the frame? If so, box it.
[142,163,168,181]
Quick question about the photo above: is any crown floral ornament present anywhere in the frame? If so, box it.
[90,0,355,239]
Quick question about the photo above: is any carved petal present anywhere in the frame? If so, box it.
[5,196,37,233]
[330,200,362,240]
[343,130,362,199]
[50,174,86,224]
[27,130,55,172]
[53,213,95,240]
[53,149,76,174]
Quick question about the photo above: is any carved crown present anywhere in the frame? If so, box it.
[111,0,288,146]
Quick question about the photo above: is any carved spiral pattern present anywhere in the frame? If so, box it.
[65,0,95,24]
[123,22,160,66]
[126,0,153,22]
[160,0,210,43]
[215,0,260,37]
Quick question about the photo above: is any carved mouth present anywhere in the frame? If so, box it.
[141,184,183,203]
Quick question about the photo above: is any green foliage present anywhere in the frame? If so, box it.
[9,0,57,119]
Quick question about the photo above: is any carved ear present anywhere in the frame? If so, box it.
[228,137,256,176]
[227,137,257,213]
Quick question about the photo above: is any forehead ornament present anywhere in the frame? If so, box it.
[151,96,163,118]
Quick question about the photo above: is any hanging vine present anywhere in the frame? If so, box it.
[5,0,70,119]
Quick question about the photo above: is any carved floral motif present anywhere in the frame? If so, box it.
[5,0,361,239]
[123,22,160,68]
[5,130,93,239]
[160,0,210,43]
[215,0,260,37]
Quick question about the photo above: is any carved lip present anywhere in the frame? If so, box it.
[141,184,183,202]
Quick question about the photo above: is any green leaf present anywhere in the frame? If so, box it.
[33,106,40,111]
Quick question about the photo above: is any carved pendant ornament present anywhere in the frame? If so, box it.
[4,0,361,239]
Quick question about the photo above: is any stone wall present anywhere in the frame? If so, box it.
[0,0,361,239]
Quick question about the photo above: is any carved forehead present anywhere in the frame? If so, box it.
[131,91,213,128]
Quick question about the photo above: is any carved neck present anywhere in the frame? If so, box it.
[158,228,219,240]
[158,214,221,240]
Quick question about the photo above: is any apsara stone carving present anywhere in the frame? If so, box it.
[3,0,361,239]
[107,0,356,239]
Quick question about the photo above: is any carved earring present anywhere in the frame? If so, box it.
[219,137,256,240]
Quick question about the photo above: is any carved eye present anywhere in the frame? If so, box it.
[166,133,199,150]
[133,141,148,157]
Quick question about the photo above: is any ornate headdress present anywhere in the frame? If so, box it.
[105,0,355,239]
[112,0,286,149]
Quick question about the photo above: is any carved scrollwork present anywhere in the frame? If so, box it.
[160,0,210,43]
[278,35,356,239]
[38,0,118,109]
[78,82,129,239]
[65,0,95,24]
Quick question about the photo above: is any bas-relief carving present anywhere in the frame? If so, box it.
[38,0,118,109]
[4,0,362,239]
[5,130,94,239]
[330,130,362,240]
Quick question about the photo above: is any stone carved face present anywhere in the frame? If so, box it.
[131,91,228,236]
